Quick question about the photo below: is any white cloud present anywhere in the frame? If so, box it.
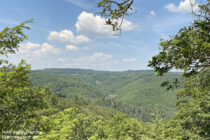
[18,42,62,56]
[18,42,40,54]
[150,11,155,16]
[22,42,40,49]
[75,12,135,38]
[121,20,135,31]
[122,58,136,63]
[48,30,91,44]
[33,43,62,55]
[7,42,63,69]
[165,0,199,13]
[66,45,79,51]
[165,4,179,13]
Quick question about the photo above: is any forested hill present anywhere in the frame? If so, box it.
[30,68,181,121]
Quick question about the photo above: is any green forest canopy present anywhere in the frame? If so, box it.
[0,0,209,139]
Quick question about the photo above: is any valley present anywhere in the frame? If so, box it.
[31,68,181,122]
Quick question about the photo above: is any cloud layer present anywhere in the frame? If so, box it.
[75,12,135,38]
[6,11,138,70]
[47,11,135,43]
[165,0,199,13]
[48,30,91,44]
[18,42,62,56]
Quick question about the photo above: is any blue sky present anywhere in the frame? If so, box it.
[0,0,199,71]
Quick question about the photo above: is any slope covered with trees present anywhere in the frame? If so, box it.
[1,0,209,139]
[30,69,180,121]
[31,72,107,98]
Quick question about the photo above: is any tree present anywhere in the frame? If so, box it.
[0,20,52,135]
[0,20,32,65]
[97,0,134,32]
[146,0,209,89]
[148,1,210,139]
[148,17,209,78]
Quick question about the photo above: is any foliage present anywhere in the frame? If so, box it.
[31,69,179,121]
[37,107,149,140]
[31,72,106,98]
[0,20,53,139]
[97,0,134,32]
[0,60,51,131]
[1,1,209,139]
[148,19,210,78]
[0,19,32,58]
[151,69,210,140]
[171,68,210,138]
[148,1,210,139]
[148,2,210,89]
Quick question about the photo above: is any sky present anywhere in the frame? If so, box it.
[0,0,200,71]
